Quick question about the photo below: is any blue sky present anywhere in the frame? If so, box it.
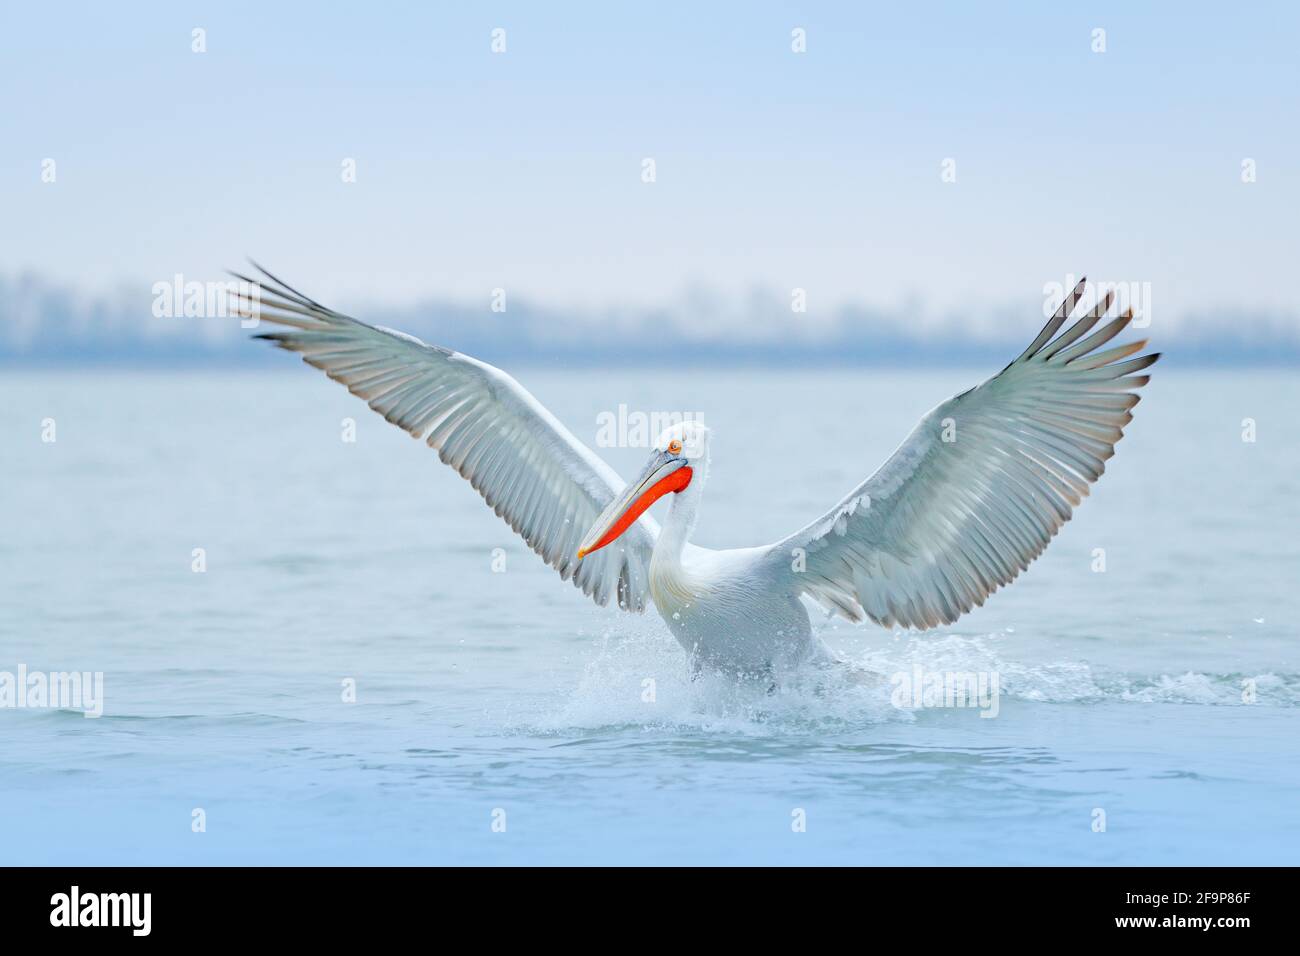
[2,2,1298,340]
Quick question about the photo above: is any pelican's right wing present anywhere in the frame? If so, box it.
[234,266,656,611]
[763,277,1158,630]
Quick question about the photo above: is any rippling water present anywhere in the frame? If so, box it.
[3,366,1298,864]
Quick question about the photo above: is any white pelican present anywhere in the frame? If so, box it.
[234,269,1158,676]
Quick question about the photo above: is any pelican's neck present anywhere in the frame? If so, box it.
[655,462,706,564]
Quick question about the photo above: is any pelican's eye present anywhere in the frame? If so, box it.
[667,439,683,455]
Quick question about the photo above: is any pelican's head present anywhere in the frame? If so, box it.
[576,422,709,559]
[653,420,710,461]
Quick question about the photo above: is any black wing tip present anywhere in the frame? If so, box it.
[238,258,324,310]
[244,256,275,283]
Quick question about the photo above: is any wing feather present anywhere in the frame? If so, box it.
[233,266,656,611]
[766,278,1158,629]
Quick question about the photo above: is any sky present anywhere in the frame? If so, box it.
[2,1,1299,347]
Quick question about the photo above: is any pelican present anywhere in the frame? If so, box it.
[234,269,1158,677]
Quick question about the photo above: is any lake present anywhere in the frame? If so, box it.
[2,365,1297,864]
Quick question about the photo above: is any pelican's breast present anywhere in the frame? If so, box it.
[648,554,707,626]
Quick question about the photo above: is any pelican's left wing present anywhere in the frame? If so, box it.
[232,266,657,611]
[763,278,1158,630]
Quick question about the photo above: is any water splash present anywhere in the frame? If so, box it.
[532,619,905,736]
[532,624,1300,735]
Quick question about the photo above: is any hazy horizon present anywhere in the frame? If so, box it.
[2,265,1297,367]
[5,2,1300,364]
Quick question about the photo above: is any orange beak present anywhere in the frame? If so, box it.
[577,454,693,559]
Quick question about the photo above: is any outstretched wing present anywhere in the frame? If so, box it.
[765,277,1158,629]
[233,265,656,611]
